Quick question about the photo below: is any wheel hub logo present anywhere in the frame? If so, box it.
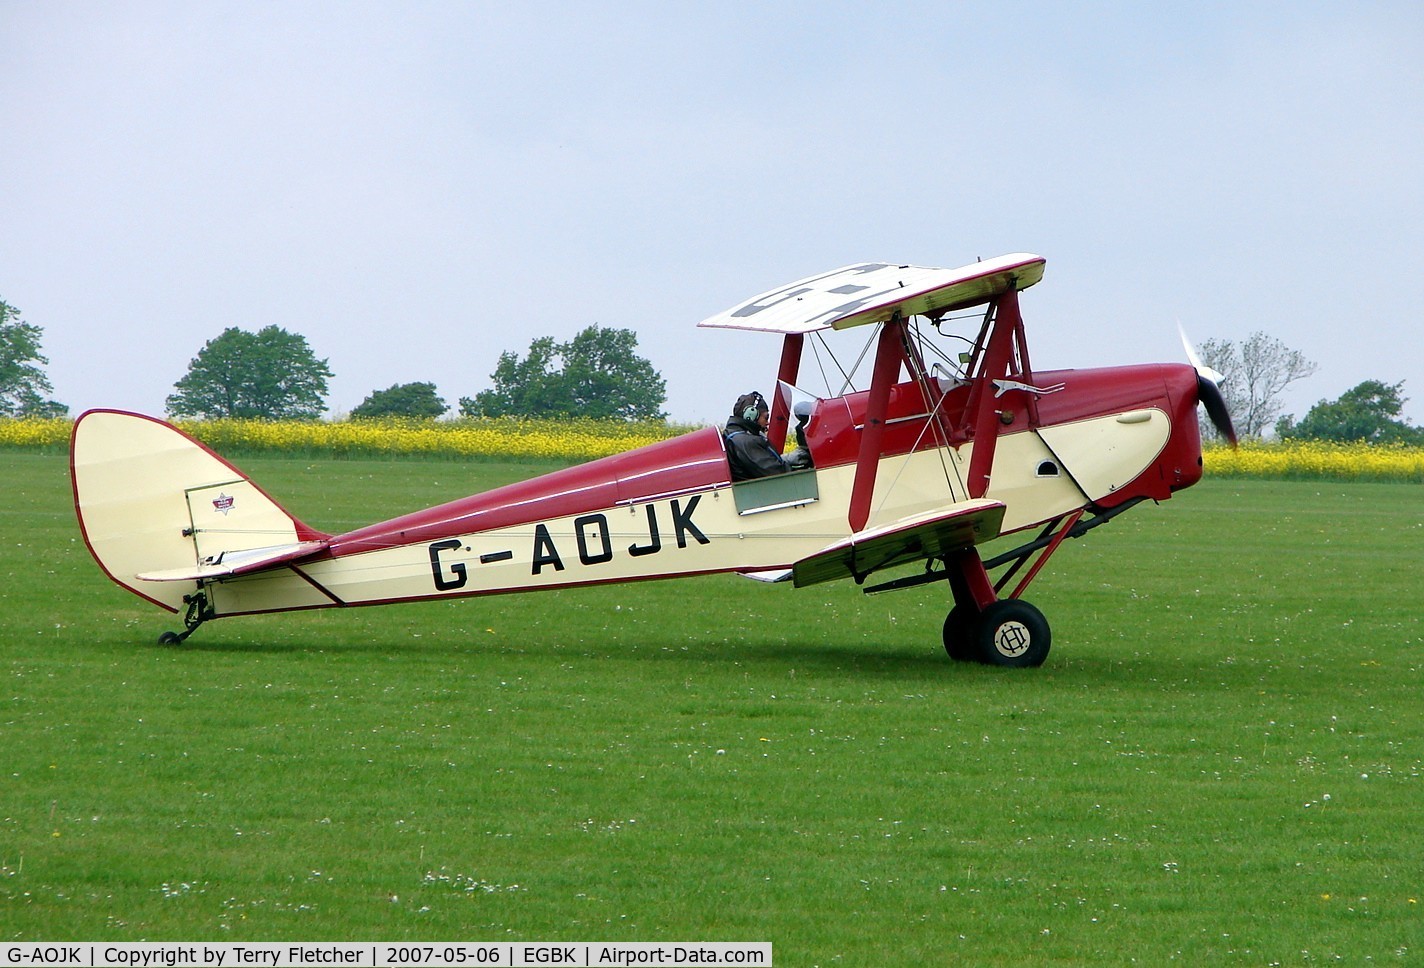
[995,621,1030,656]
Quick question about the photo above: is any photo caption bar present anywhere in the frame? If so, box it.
[1,943,771,967]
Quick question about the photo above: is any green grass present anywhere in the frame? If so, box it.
[3,453,1423,963]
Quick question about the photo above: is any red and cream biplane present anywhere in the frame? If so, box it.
[70,253,1234,666]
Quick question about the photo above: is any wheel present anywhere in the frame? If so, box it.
[973,599,1051,668]
[942,605,978,661]
[157,631,183,646]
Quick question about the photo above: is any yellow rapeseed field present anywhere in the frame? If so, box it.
[0,417,70,449]
[182,416,691,462]
[0,416,689,463]
[1203,440,1424,483]
[4,416,1422,481]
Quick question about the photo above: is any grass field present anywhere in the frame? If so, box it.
[3,452,1422,963]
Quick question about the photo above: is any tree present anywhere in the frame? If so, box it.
[559,325,667,420]
[1277,379,1424,445]
[0,299,68,418]
[1198,331,1317,439]
[462,336,565,418]
[167,325,333,420]
[460,325,666,420]
[351,381,448,419]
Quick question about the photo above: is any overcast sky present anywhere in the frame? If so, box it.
[3,1,1421,426]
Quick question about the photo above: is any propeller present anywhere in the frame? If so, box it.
[1178,323,1238,447]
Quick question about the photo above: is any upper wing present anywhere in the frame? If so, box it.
[698,254,1045,335]
[792,499,1005,588]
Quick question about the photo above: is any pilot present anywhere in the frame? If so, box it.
[724,391,790,481]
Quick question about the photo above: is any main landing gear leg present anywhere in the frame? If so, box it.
[158,590,214,646]
[941,549,1051,668]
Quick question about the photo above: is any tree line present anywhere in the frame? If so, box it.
[166,324,668,421]
[1,297,667,423]
[2,294,1421,444]
[1199,331,1424,445]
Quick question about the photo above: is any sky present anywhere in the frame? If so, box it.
[3,1,1422,427]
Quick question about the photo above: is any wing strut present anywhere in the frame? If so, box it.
[963,288,1034,498]
[767,333,803,452]
[848,316,907,533]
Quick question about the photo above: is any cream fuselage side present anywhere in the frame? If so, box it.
[204,409,1170,617]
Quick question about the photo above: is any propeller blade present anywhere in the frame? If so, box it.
[1177,321,1237,446]
[1197,373,1238,447]
[1177,323,1224,384]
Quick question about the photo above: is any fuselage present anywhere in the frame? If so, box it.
[204,362,1206,618]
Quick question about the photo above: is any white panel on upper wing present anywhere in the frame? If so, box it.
[698,253,1045,335]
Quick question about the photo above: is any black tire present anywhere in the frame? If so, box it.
[942,605,978,662]
[973,599,1051,668]
[157,631,183,646]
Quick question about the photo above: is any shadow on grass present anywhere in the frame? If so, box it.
[140,622,1197,687]
[142,622,947,674]
[108,603,1213,688]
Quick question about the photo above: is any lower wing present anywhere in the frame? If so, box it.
[792,499,1005,588]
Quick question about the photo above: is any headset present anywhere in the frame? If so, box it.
[740,391,766,423]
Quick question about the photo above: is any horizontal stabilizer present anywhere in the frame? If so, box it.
[792,500,1005,588]
[738,568,794,583]
[137,540,330,582]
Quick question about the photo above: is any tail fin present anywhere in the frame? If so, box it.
[70,410,328,613]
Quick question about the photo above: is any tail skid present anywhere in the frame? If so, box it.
[70,410,327,617]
